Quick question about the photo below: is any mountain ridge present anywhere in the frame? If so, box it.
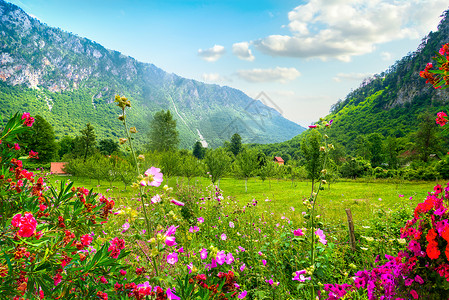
[0,0,304,149]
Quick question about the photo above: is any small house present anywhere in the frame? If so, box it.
[50,162,67,175]
[273,157,284,165]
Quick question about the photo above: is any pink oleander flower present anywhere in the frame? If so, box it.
[21,112,34,127]
[119,269,127,276]
[13,143,20,151]
[167,252,178,265]
[12,212,37,237]
[28,150,39,159]
[80,234,93,246]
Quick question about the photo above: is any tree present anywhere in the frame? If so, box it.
[159,151,180,180]
[414,112,442,162]
[179,153,203,184]
[58,136,75,159]
[367,133,384,168]
[80,123,96,162]
[384,136,399,169]
[229,133,242,156]
[258,161,276,189]
[192,141,206,159]
[205,148,232,186]
[22,115,57,163]
[148,110,179,152]
[99,139,120,156]
[235,148,259,192]
[300,130,323,195]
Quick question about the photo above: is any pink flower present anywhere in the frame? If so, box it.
[144,167,163,187]
[28,150,39,159]
[13,143,20,151]
[220,233,227,240]
[81,234,93,246]
[315,228,327,245]
[119,269,127,276]
[293,228,304,236]
[238,290,247,299]
[21,112,34,127]
[293,270,311,282]
[167,252,178,265]
[240,263,246,272]
[122,222,130,233]
[189,226,199,233]
[53,273,62,286]
[262,259,267,266]
[197,217,204,223]
[410,290,419,299]
[200,248,208,260]
[415,275,424,284]
[226,253,234,264]
[170,199,185,206]
[165,236,176,247]
[11,212,37,237]
[151,194,161,204]
[238,246,245,252]
[308,125,317,128]
[166,288,180,300]
[216,250,226,265]
[99,276,108,284]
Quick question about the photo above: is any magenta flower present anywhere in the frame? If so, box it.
[11,212,37,237]
[292,270,311,282]
[170,199,185,206]
[122,222,130,233]
[229,221,235,228]
[220,233,227,240]
[237,290,247,299]
[189,226,199,233]
[238,246,246,252]
[309,125,317,128]
[240,263,246,272]
[315,228,327,245]
[143,167,163,187]
[262,259,267,266]
[226,253,234,264]
[166,288,180,300]
[119,269,127,276]
[197,217,204,223]
[167,252,178,265]
[216,250,226,265]
[293,228,304,236]
[200,248,208,260]
[13,143,20,151]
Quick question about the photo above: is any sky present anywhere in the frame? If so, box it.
[6,0,449,127]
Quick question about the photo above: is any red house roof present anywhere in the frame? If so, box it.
[51,162,67,174]
[273,157,284,163]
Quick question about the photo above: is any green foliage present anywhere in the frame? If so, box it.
[340,157,372,179]
[192,141,206,159]
[98,138,119,155]
[148,110,179,152]
[229,133,243,156]
[204,148,232,184]
[80,123,96,162]
[300,130,323,192]
[21,115,57,163]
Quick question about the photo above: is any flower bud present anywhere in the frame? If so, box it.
[129,127,137,133]
[119,138,128,145]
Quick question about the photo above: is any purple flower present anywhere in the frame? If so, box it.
[292,270,311,282]
[262,259,267,266]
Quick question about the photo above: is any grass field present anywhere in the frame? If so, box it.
[48,174,437,228]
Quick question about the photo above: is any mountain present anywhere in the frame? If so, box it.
[250,8,449,161]
[0,0,304,149]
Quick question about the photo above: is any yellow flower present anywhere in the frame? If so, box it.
[119,138,128,144]
[129,127,138,133]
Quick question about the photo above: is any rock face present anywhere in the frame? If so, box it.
[0,0,304,148]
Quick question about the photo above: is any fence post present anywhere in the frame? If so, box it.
[345,208,356,251]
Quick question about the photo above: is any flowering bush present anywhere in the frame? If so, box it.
[420,42,449,89]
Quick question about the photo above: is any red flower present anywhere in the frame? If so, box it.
[21,112,34,127]
[436,111,448,126]
[28,150,39,159]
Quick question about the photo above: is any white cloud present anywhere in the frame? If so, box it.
[232,42,255,61]
[197,45,226,62]
[333,72,374,82]
[236,67,300,83]
[201,73,230,83]
[381,51,393,61]
[253,0,448,61]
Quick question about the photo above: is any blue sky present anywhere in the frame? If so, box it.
[6,0,449,126]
